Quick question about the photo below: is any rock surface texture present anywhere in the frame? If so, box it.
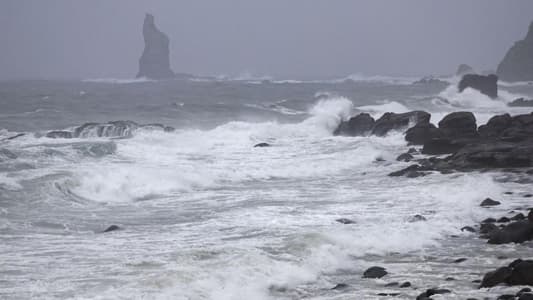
[497,21,533,82]
[458,74,498,99]
[137,14,175,79]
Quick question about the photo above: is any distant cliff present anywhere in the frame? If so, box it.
[497,21,533,82]
[136,14,175,79]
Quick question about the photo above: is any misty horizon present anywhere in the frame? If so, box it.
[1,0,533,80]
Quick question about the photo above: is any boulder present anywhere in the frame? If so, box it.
[478,114,513,138]
[480,198,501,207]
[481,259,533,288]
[497,21,533,82]
[396,153,414,162]
[363,266,387,278]
[480,267,513,288]
[334,113,375,136]
[254,143,271,148]
[371,111,430,136]
[458,74,498,99]
[488,220,533,244]
[438,112,478,139]
[136,14,175,79]
[456,64,475,76]
[421,138,465,155]
[102,225,121,233]
[405,122,443,145]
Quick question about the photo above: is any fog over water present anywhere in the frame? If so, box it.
[1,0,533,80]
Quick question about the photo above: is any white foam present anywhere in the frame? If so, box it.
[357,100,410,117]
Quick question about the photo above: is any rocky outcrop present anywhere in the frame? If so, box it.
[137,14,175,79]
[438,111,478,138]
[497,21,533,82]
[362,266,387,278]
[45,121,174,139]
[334,113,375,136]
[480,259,533,288]
[458,74,498,99]
[335,111,430,137]
[456,64,475,76]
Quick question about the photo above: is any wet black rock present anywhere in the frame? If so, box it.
[498,294,517,300]
[480,198,501,207]
[399,281,411,288]
[396,153,414,162]
[331,283,349,290]
[487,220,533,244]
[254,143,271,148]
[458,74,498,99]
[438,111,478,139]
[388,164,431,177]
[454,258,467,263]
[384,282,399,287]
[511,213,525,221]
[405,122,443,145]
[461,226,476,233]
[363,266,387,278]
[483,218,497,223]
[479,223,499,237]
[137,14,175,79]
[408,214,427,222]
[421,138,465,155]
[336,218,356,224]
[519,294,533,300]
[498,217,511,223]
[497,21,533,82]
[334,113,375,136]
[416,288,452,300]
[372,111,430,136]
[102,225,121,233]
[481,259,533,288]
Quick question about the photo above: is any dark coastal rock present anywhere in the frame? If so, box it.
[511,213,525,221]
[454,258,467,263]
[458,74,498,99]
[399,282,411,288]
[497,21,533,82]
[371,111,430,136]
[479,223,499,237]
[421,138,465,155]
[480,198,501,207]
[102,225,121,233]
[483,218,497,223]
[405,122,443,145]
[438,112,478,139]
[412,76,448,86]
[408,214,427,222]
[363,266,387,278]
[478,114,513,138]
[334,113,375,136]
[254,143,271,148]
[519,294,533,300]
[335,218,356,224]
[461,226,476,233]
[137,14,175,79]
[509,98,533,107]
[388,164,430,177]
[396,153,414,162]
[481,259,533,288]
[416,288,452,300]
[331,283,349,290]
[487,220,533,244]
[498,217,511,223]
[456,64,475,76]
[46,130,74,139]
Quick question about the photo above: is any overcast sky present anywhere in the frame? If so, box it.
[1,0,532,80]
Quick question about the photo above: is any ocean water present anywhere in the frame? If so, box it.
[1,77,533,299]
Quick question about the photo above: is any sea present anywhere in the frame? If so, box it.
[1,75,533,299]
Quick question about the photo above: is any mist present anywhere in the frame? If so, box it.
[1,0,533,80]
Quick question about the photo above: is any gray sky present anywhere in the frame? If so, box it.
[1,0,532,80]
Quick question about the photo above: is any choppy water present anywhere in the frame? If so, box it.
[1,76,533,299]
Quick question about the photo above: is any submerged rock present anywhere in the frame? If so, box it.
[497,21,533,82]
[458,74,498,99]
[336,218,356,224]
[480,259,533,288]
[509,98,533,107]
[102,225,121,233]
[480,198,501,207]
[137,14,175,79]
[253,142,271,148]
[45,120,174,140]
[372,111,430,136]
[363,266,388,278]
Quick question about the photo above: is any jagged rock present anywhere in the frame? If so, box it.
[331,283,349,290]
[421,138,465,155]
[509,98,533,107]
[478,114,513,138]
[363,266,387,278]
[137,14,175,79]
[74,121,139,138]
[399,282,411,288]
[336,218,356,224]
[372,111,430,136]
[438,112,478,139]
[458,74,498,99]
[456,64,475,76]
[46,131,74,139]
[488,220,533,244]
[412,76,448,86]
[480,198,501,207]
[498,217,511,223]
[497,21,533,82]
[405,122,443,145]
[408,214,427,222]
[334,113,375,136]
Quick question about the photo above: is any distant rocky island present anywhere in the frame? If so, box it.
[136,14,175,79]
[497,21,533,82]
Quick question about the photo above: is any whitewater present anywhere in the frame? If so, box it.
[1,77,533,299]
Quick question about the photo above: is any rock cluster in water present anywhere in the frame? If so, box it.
[497,21,533,82]
[137,14,175,79]
[45,120,174,139]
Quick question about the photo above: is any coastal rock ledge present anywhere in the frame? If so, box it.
[137,13,175,79]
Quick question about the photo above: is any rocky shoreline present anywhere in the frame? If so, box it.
[333,109,533,299]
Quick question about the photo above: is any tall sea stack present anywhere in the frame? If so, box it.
[497,21,533,82]
[136,14,175,79]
